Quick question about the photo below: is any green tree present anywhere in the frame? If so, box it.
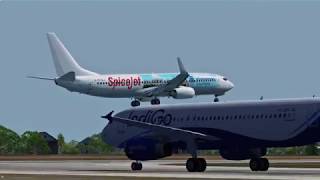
[20,131,49,155]
[77,134,114,154]
[0,125,21,154]
[304,144,318,155]
[62,140,80,154]
[57,133,65,154]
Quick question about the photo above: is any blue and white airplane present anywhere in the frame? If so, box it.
[29,33,234,107]
[102,98,320,172]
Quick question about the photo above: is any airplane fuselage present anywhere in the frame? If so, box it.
[102,98,320,152]
[56,72,233,101]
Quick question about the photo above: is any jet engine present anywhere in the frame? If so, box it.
[219,148,267,160]
[125,138,172,160]
[171,86,195,99]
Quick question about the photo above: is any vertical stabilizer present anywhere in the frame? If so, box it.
[47,32,97,76]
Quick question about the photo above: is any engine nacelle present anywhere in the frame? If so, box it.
[219,148,267,160]
[125,138,172,160]
[171,87,195,99]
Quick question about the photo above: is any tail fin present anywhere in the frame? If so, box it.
[47,32,98,77]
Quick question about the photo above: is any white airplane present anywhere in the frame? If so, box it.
[29,33,234,106]
[101,98,320,172]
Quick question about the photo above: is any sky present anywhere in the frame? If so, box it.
[1,1,320,141]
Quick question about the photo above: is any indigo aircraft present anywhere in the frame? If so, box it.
[102,98,320,172]
[29,33,234,107]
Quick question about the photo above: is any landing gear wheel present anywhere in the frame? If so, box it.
[197,158,207,172]
[151,98,160,105]
[186,158,207,172]
[260,158,269,171]
[131,162,142,171]
[186,158,197,172]
[131,100,140,107]
[214,97,219,102]
[249,158,269,171]
[249,158,260,171]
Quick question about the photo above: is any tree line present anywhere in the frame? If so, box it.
[0,125,318,155]
[0,125,116,155]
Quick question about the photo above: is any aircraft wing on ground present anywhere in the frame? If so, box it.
[101,111,219,142]
[141,58,189,97]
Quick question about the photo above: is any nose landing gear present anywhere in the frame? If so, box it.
[131,161,143,171]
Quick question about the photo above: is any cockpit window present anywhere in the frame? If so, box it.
[223,77,228,81]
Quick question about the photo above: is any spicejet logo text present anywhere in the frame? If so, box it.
[108,76,141,90]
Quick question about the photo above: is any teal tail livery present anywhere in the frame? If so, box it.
[29,32,234,107]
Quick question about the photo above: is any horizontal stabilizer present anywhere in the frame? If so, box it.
[27,76,55,81]
[57,71,75,81]
[101,111,114,123]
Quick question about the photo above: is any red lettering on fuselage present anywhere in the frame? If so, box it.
[108,76,141,89]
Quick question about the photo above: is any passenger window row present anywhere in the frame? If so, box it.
[192,113,292,121]
[188,79,215,83]
[143,80,168,84]
[170,113,293,122]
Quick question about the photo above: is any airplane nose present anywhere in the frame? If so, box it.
[226,81,234,91]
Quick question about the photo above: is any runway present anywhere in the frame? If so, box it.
[0,159,320,179]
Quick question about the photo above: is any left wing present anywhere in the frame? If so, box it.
[141,57,189,97]
[102,111,218,141]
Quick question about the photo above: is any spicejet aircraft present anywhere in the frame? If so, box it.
[29,33,234,107]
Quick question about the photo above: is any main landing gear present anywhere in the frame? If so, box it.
[130,157,269,172]
[151,98,160,105]
[185,143,207,172]
[214,95,219,102]
[186,158,207,172]
[185,157,268,172]
[131,98,161,107]
[131,100,140,107]
[131,161,142,171]
[249,158,269,171]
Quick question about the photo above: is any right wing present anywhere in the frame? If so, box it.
[141,57,189,97]
[102,111,219,142]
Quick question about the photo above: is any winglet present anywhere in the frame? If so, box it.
[101,111,114,123]
[177,57,188,74]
